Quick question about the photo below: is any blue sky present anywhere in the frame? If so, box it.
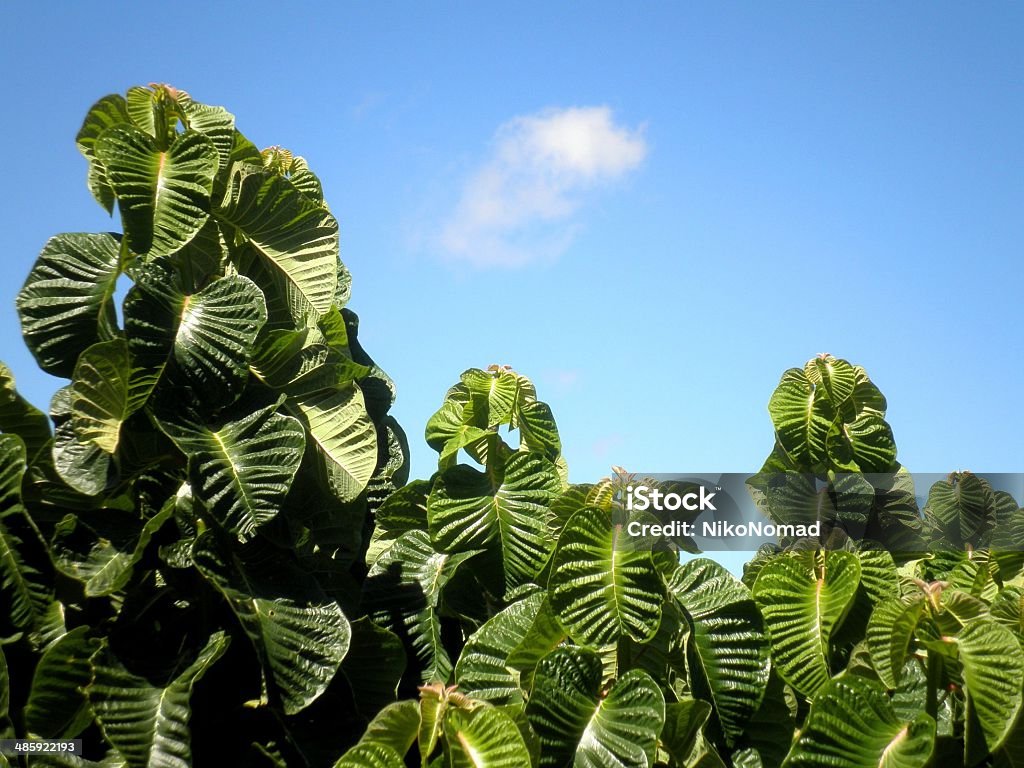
[2,3,1021,516]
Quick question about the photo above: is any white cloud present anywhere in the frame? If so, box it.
[439,106,646,267]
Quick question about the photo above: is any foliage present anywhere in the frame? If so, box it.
[0,84,406,766]
[0,87,1022,768]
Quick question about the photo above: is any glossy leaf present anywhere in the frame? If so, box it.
[16,233,121,377]
[157,401,304,539]
[192,534,350,715]
[90,632,229,768]
[71,340,131,454]
[25,627,101,739]
[289,384,377,502]
[752,550,861,697]
[781,675,934,767]
[445,706,533,768]
[549,509,663,646]
[669,558,770,745]
[216,163,338,316]
[96,126,218,257]
[363,530,481,683]
[428,452,560,592]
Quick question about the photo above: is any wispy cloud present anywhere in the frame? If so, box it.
[439,106,647,267]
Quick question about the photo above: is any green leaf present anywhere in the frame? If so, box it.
[526,646,664,768]
[549,508,663,646]
[96,126,218,257]
[925,473,995,546]
[51,500,174,597]
[71,340,131,454]
[768,368,835,471]
[455,591,554,704]
[125,263,267,404]
[76,94,131,213]
[25,626,101,739]
[16,233,122,377]
[192,534,350,715]
[157,401,304,539]
[516,400,561,461]
[668,558,770,746]
[341,618,407,718]
[0,434,53,632]
[289,384,377,502]
[958,618,1024,757]
[0,361,51,467]
[428,452,560,593]
[90,632,229,768]
[216,163,339,316]
[575,669,665,768]
[366,480,430,566]
[444,706,533,768]
[781,675,934,768]
[363,530,481,683]
[175,91,235,171]
[752,550,861,697]
[358,700,420,758]
[661,699,713,766]
[461,368,520,428]
[866,596,926,689]
[991,586,1024,642]
[333,743,405,768]
[52,418,112,497]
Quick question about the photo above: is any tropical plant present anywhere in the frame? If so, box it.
[1,84,407,766]
[1,86,1022,768]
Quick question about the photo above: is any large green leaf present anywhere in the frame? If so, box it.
[216,163,338,316]
[71,339,131,454]
[333,743,405,768]
[0,362,51,467]
[176,91,235,171]
[340,618,407,718]
[365,479,430,566]
[991,586,1024,642]
[76,94,131,213]
[461,368,520,428]
[0,434,53,633]
[867,596,926,688]
[668,558,770,746]
[549,508,663,646]
[444,706,533,768]
[50,500,174,597]
[428,452,560,592]
[661,699,713,766]
[363,530,481,683]
[357,700,420,758]
[192,534,350,715]
[752,550,861,697]
[925,473,994,546]
[96,126,218,257]
[25,626,101,739]
[90,632,229,768]
[289,384,377,502]
[781,675,934,767]
[526,646,664,768]
[157,401,304,539]
[958,618,1024,758]
[455,591,563,704]
[124,263,267,404]
[16,233,121,377]
[768,368,835,471]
